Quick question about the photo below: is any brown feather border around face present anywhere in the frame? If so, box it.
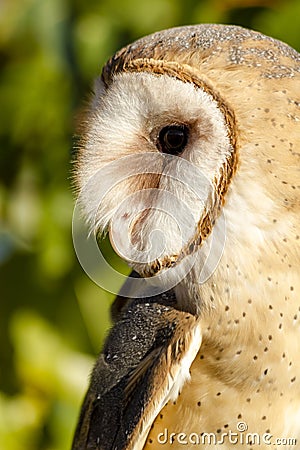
[101,57,239,276]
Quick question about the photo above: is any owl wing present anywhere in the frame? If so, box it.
[71,288,202,450]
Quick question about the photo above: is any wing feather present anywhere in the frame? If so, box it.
[71,290,202,450]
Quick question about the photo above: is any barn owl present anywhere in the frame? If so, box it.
[71,24,300,450]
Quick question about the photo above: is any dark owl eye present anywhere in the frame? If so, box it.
[158,125,189,155]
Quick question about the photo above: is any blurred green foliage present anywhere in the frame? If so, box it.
[0,0,299,448]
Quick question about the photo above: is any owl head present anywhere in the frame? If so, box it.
[74,24,299,292]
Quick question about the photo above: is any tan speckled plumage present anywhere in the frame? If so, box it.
[73,24,300,450]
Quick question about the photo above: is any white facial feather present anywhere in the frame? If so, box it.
[81,72,231,180]
[76,72,232,277]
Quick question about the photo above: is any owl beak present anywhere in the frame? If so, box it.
[109,193,215,281]
[104,153,217,280]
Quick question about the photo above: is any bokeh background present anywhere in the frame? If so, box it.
[0,0,299,449]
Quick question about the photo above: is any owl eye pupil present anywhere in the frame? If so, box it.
[158,125,189,155]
